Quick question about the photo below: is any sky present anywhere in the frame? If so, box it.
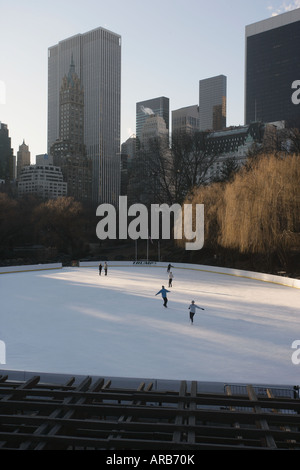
[1,0,300,161]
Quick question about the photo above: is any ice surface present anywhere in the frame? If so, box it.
[1,263,300,385]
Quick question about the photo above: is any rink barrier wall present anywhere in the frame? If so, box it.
[0,263,62,274]
[1,368,294,394]
[79,260,300,289]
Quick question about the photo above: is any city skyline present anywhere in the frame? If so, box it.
[1,0,300,160]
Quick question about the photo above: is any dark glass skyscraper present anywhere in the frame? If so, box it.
[245,9,300,127]
[0,122,14,182]
[199,75,227,131]
[136,97,169,148]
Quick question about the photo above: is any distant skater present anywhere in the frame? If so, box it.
[168,271,174,287]
[99,263,102,275]
[155,286,170,308]
[188,300,205,324]
[167,263,174,273]
[104,262,108,276]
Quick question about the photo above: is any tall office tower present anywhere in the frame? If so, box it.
[172,105,200,135]
[0,122,15,182]
[17,140,30,179]
[136,97,169,149]
[50,57,92,202]
[199,75,227,131]
[245,9,300,126]
[58,55,85,153]
[48,27,121,205]
[140,115,169,149]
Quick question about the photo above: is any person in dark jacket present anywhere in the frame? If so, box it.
[167,263,174,273]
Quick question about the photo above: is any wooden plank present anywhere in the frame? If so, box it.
[0,376,299,450]
[267,388,296,447]
[0,412,299,444]
[1,394,300,426]
[107,381,154,449]
[1,375,40,401]
[0,376,41,449]
[1,383,299,413]
[173,381,186,444]
[225,385,243,443]
[187,381,197,444]
[247,385,277,449]
[19,376,99,450]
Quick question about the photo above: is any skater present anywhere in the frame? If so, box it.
[99,263,102,275]
[167,263,174,273]
[104,262,108,276]
[155,286,170,308]
[188,300,205,324]
[168,271,174,287]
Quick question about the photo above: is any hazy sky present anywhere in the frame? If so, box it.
[1,0,300,161]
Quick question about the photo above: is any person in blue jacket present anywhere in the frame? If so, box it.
[155,286,170,307]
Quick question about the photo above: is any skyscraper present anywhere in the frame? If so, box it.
[245,9,300,126]
[48,26,121,205]
[140,115,169,149]
[0,122,15,182]
[199,75,227,131]
[172,105,200,135]
[136,97,169,149]
[17,140,30,180]
[50,56,92,202]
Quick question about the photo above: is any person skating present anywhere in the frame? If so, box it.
[104,262,108,276]
[155,286,170,307]
[167,263,174,273]
[188,300,205,324]
[99,263,102,275]
[168,271,174,287]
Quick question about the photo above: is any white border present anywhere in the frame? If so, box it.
[0,263,62,274]
[79,260,300,289]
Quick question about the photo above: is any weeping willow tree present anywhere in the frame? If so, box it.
[184,182,226,252]
[220,153,300,268]
[180,153,300,272]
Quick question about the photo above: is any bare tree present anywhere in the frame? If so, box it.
[170,131,216,203]
[127,131,218,206]
[33,197,86,257]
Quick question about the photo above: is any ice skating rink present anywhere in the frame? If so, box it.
[1,262,300,386]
